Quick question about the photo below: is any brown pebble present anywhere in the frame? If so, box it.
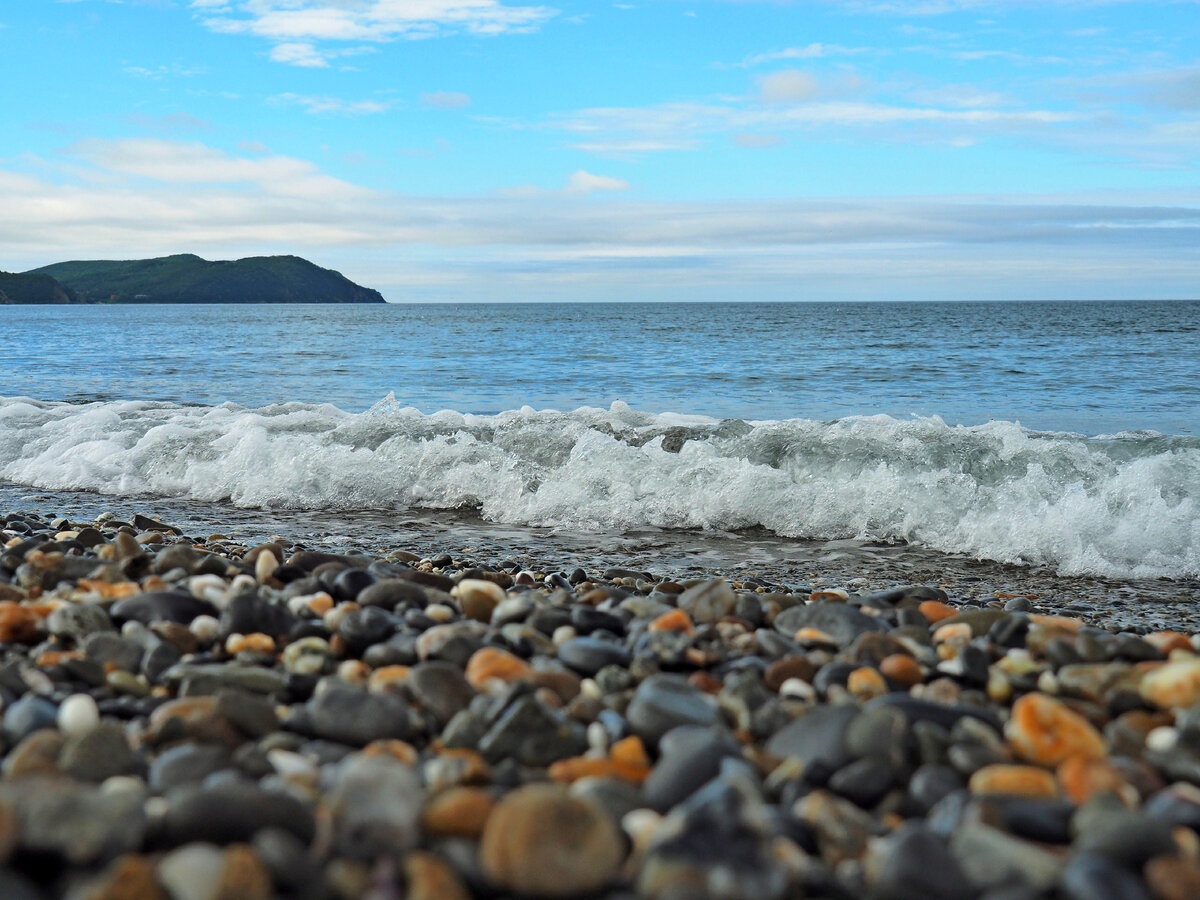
[880,654,924,687]
[1006,692,1107,766]
[465,647,532,690]
[969,764,1059,798]
[404,850,472,900]
[80,854,167,900]
[847,667,887,701]
[480,783,624,897]
[0,602,42,643]
[764,656,816,692]
[423,787,495,838]
[217,844,272,900]
[1145,854,1200,900]
[918,600,958,623]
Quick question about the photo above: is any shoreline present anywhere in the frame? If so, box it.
[2,503,1200,896]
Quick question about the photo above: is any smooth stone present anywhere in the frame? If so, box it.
[4,695,59,743]
[477,695,588,767]
[867,694,1003,733]
[773,603,886,645]
[1060,852,1151,900]
[416,622,487,667]
[84,632,145,673]
[949,821,1063,892]
[557,636,632,676]
[150,744,232,793]
[219,592,297,640]
[677,578,737,624]
[157,843,225,900]
[626,674,722,746]
[764,703,859,775]
[328,755,424,858]
[908,764,965,814]
[46,603,114,642]
[408,661,475,727]
[298,684,413,746]
[644,725,740,812]
[59,721,139,782]
[829,756,896,808]
[358,578,429,610]
[111,591,218,625]
[872,823,975,900]
[1073,810,1176,868]
[0,776,145,864]
[163,663,288,696]
[57,693,100,737]
[337,605,398,653]
[480,783,624,898]
[215,690,278,739]
[162,781,315,846]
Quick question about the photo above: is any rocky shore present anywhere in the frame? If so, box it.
[2,507,1200,899]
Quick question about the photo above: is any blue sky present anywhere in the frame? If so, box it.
[3,0,1199,301]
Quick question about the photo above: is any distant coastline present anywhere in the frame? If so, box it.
[1,254,385,304]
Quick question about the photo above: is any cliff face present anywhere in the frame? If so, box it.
[25,254,386,304]
[0,272,79,304]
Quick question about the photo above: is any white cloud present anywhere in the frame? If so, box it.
[4,138,1200,300]
[728,43,869,69]
[420,91,472,109]
[269,42,329,67]
[759,70,821,103]
[271,93,394,115]
[734,132,784,148]
[564,170,630,195]
[193,0,557,61]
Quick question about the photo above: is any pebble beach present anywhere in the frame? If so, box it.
[1,507,1200,899]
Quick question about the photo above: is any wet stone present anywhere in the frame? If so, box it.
[46,602,114,642]
[295,684,414,746]
[626,673,722,746]
[149,743,232,793]
[328,755,424,858]
[111,591,217,625]
[774,603,887,645]
[872,823,975,900]
[59,721,140,782]
[557,636,632,675]
[765,703,859,775]
[84,632,145,673]
[161,780,315,847]
[477,694,588,767]
[644,725,741,812]
[408,661,476,726]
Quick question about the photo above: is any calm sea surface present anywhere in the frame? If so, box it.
[3,300,1197,435]
[2,300,1198,580]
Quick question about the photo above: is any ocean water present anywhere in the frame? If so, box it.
[2,300,1198,580]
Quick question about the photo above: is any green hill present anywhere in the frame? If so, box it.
[27,254,386,304]
[0,271,80,304]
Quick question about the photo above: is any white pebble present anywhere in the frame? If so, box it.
[267,748,317,779]
[579,678,602,700]
[587,721,609,753]
[187,574,227,601]
[1147,726,1179,753]
[425,603,455,622]
[189,614,220,643]
[158,843,226,900]
[57,693,100,737]
[552,625,577,647]
[779,678,816,703]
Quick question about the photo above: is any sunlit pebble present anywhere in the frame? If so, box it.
[338,660,370,683]
[552,626,577,647]
[58,693,100,737]
[1147,726,1180,753]
[188,574,227,604]
[587,722,609,753]
[100,775,144,799]
[425,604,455,623]
[579,678,602,700]
[621,809,662,850]
[515,571,537,586]
[779,678,817,703]
[189,615,220,643]
[288,594,317,617]
[1037,670,1060,694]
[21,667,55,696]
[322,605,354,632]
[268,749,318,779]
[255,551,279,584]
[144,797,170,819]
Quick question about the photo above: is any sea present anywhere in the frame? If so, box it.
[2,300,1198,587]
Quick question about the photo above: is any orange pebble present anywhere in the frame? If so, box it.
[307,593,334,615]
[1057,756,1135,806]
[1007,692,1107,766]
[969,764,1058,798]
[0,602,41,644]
[918,600,958,623]
[880,654,924,688]
[648,608,694,635]
[688,671,723,694]
[368,665,412,693]
[1028,614,1083,633]
[610,736,651,783]
[548,757,621,783]
[794,627,838,647]
[35,649,84,667]
[1145,631,1194,655]
[76,579,141,600]
[423,787,495,838]
[465,647,532,690]
[225,632,276,655]
[847,667,887,701]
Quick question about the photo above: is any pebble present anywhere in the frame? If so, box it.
[480,783,624,897]
[0,507,1198,899]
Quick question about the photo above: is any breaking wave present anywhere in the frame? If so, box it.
[2,394,1197,579]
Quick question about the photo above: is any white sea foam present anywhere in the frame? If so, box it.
[2,394,1197,579]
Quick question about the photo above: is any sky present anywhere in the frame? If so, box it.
[2,0,1199,301]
